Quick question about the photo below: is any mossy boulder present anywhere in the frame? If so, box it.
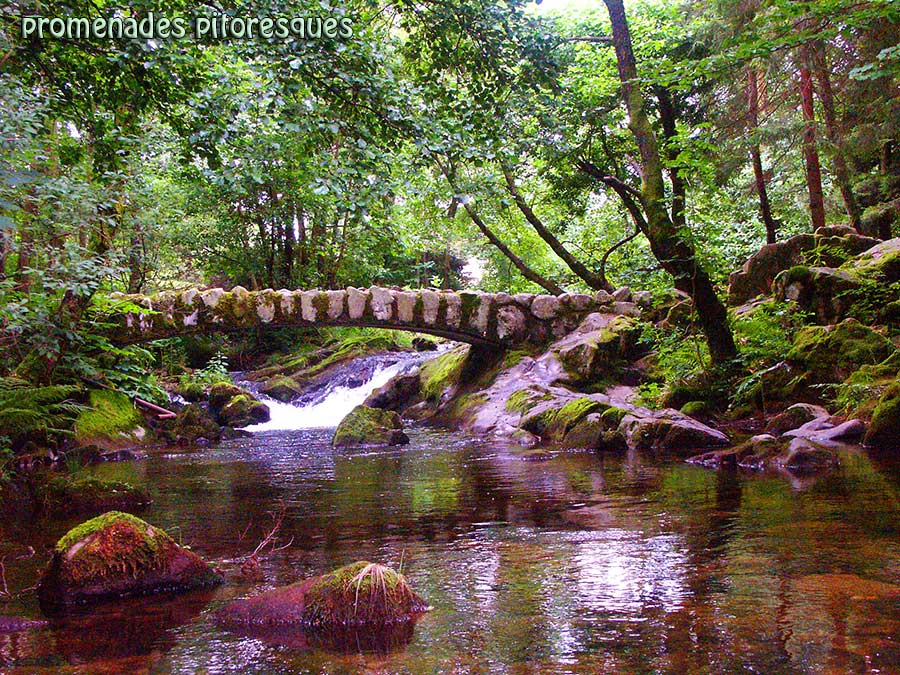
[772,266,862,324]
[174,380,206,402]
[207,383,269,427]
[215,561,428,629]
[728,228,879,305]
[332,405,409,447]
[521,397,606,440]
[560,412,628,451]
[619,413,729,454]
[38,511,222,612]
[259,376,304,403]
[165,404,221,444]
[865,383,900,450]
[843,237,900,283]
[218,394,270,428]
[552,314,640,385]
[75,390,144,448]
[787,319,896,384]
[36,475,151,516]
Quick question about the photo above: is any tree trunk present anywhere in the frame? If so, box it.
[654,86,687,230]
[602,0,738,364]
[809,41,862,231]
[797,46,826,231]
[461,202,565,295]
[501,166,612,292]
[747,68,779,244]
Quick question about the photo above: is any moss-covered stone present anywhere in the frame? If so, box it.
[259,375,304,402]
[418,346,468,403]
[332,405,409,447]
[505,388,553,415]
[521,397,607,441]
[788,319,897,384]
[164,403,221,444]
[219,394,270,428]
[175,380,206,402]
[679,400,710,417]
[866,383,900,450]
[207,382,245,414]
[75,390,143,446]
[36,475,151,516]
[215,561,428,630]
[554,316,638,385]
[38,511,222,611]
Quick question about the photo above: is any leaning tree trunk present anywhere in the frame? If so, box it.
[747,68,779,244]
[602,0,738,364]
[797,46,826,232]
[502,166,612,292]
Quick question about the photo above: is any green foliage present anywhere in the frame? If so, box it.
[185,352,231,387]
[0,377,82,449]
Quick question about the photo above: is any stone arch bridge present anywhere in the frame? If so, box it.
[104,286,641,348]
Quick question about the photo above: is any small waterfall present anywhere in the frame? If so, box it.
[239,349,441,432]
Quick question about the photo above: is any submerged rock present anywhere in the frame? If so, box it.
[689,434,839,475]
[332,405,409,447]
[36,475,151,516]
[216,561,428,629]
[38,511,222,612]
[0,616,48,633]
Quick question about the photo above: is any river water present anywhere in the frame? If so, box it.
[2,356,900,674]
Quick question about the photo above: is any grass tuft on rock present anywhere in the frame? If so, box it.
[302,561,426,627]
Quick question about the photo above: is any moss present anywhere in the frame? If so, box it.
[75,390,141,444]
[38,476,151,515]
[56,510,162,553]
[866,383,900,449]
[600,406,627,427]
[680,400,710,417]
[419,346,468,402]
[313,292,330,320]
[332,405,407,447]
[175,380,206,402]
[524,397,607,439]
[445,393,487,421]
[459,292,480,326]
[788,319,896,384]
[505,389,553,415]
[302,561,426,627]
[260,375,304,402]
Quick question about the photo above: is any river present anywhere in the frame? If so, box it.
[1,352,900,674]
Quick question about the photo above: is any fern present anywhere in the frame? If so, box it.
[0,378,83,447]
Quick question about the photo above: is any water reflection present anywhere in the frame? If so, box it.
[0,428,898,674]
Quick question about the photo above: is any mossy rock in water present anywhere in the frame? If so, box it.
[162,404,221,444]
[215,561,428,630]
[36,475,151,516]
[207,382,244,414]
[553,315,639,385]
[174,380,206,402]
[218,394,270,428]
[788,319,897,384]
[866,383,900,450]
[38,511,222,612]
[332,405,409,447]
[259,375,305,402]
[75,390,143,447]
